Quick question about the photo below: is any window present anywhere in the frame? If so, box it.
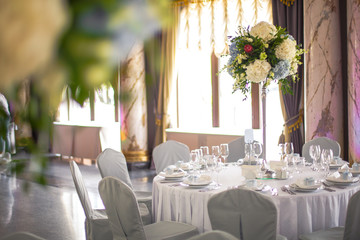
[170,0,283,160]
[57,85,117,124]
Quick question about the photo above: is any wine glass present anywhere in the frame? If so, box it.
[212,146,222,186]
[321,149,333,177]
[278,143,285,161]
[220,143,229,163]
[285,142,294,157]
[212,146,220,160]
[245,143,252,165]
[252,142,262,163]
[309,145,321,171]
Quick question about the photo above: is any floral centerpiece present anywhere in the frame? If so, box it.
[223,21,305,98]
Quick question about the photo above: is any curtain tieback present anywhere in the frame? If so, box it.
[284,109,304,133]
[155,113,168,126]
[280,0,295,7]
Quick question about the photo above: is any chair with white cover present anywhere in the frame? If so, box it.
[186,230,239,240]
[302,137,341,162]
[69,161,112,240]
[208,188,287,240]
[96,148,152,221]
[1,232,46,240]
[98,176,199,240]
[227,137,245,162]
[299,190,360,240]
[152,140,190,174]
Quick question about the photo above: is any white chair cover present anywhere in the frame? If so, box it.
[69,161,113,240]
[97,148,133,189]
[152,140,190,174]
[186,230,238,240]
[344,190,360,239]
[208,188,287,240]
[227,137,245,162]
[99,177,199,240]
[96,148,152,220]
[302,137,341,162]
[1,232,46,240]
[299,190,360,240]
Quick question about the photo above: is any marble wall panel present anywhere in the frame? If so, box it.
[304,0,344,153]
[120,43,149,162]
[347,0,360,164]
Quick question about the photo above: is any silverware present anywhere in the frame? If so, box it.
[281,185,296,195]
[322,181,346,189]
[322,186,336,192]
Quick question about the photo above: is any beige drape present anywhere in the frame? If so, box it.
[154,3,181,146]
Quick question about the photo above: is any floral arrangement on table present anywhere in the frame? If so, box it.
[223,21,306,98]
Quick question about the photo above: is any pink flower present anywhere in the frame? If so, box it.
[244,44,253,53]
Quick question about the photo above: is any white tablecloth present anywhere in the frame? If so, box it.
[152,165,360,240]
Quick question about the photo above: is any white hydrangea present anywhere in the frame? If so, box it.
[250,21,277,42]
[245,59,271,83]
[275,38,297,60]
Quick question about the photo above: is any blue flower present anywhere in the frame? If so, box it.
[272,60,290,80]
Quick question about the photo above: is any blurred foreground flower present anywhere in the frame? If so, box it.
[0,0,68,91]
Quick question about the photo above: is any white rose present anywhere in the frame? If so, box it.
[250,21,277,42]
[275,38,297,60]
[245,59,271,83]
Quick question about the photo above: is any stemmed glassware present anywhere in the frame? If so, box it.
[212,146,222,186]
[278,143,285,162]
[321,149,333,177]
[220,143,229,163]
[252,142,262,164]
[309,145,321,171]
[284,142,294,157]
[245,143,252,165]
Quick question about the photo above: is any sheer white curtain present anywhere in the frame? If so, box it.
[169,0,272,131]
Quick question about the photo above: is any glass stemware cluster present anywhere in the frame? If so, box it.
[189,143,229,186]
[244,141,262,165]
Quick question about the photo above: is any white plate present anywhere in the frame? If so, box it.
[338,168,360,176]
[159,171,187,179]
[290,183,321,192]
[183,175,212,186]
[330,164,344,169]
[326,176,359,185]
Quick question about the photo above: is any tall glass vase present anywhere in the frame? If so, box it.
[261,81,267,168]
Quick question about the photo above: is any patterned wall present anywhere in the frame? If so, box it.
[120,43,149,162]
[347,0,360,164]
[304,0,344,155]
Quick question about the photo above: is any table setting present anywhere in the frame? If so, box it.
[152,142,360,240]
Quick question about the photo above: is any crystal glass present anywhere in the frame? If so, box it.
[321,149,333,177]
[245,143,252,165]
[309,145,321,171]
[284,142,294,156]
[212,146,220,160]
[253,142,262,163]
[220,143,229,163]
[278,143,285,161]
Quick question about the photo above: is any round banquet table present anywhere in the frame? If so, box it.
[152,164,360,240]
